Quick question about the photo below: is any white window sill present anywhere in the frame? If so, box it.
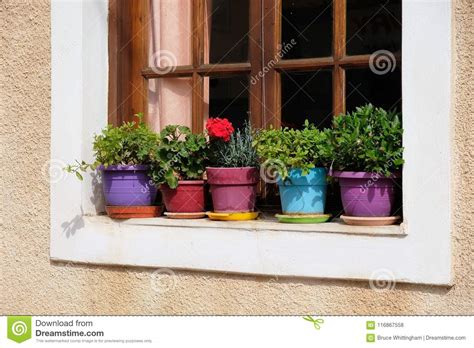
[114,214,406,236]
[51,214,450,285]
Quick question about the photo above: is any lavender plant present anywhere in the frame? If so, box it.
[209,122,258,168]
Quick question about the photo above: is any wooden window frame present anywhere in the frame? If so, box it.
[109,0,262,132]
[109,0,401,130]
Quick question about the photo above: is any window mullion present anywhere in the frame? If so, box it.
[261,0,281,128]
[333,0,347,116]
[248,0,264,129]
[192,0,205,133]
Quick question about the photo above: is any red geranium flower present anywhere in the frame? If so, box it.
[206,117,234,142]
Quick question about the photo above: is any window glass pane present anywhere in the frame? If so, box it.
[148,78,193,131]
[346,0,402,56]
[206,75,249,129]
[345,67,401,113]
[209,0,249,64]
[281,70,333,129]
[149,0,192,66]
[281,0,332,59]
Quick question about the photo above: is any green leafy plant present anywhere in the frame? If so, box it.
[208,121,259,168]
[254,120,332,180]
[149,125,208,189]
[328,104,404,176]
[65,113,159,180]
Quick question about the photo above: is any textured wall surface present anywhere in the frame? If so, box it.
[0,0,472,315]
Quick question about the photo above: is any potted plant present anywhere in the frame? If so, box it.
[65,113,160,217]
[149,125,208,216]
[328,104,404,221]
[205,118,259,214]
[255,121,332,217]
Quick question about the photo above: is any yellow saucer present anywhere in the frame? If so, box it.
[206,211,259,221]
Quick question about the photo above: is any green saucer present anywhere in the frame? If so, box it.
[275,214,332,224]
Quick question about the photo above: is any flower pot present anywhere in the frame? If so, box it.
[277,167,328,214]
[100,165,157,206]
[206,167,259,213]
[160,180,205,213]
[331,171,399,217]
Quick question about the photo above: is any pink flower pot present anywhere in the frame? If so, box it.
[206,167,259,213]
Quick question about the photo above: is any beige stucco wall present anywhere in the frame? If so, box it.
[0,0,472,315]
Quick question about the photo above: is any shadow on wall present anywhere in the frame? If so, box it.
[61,207,85,238]
[89,170,105,214]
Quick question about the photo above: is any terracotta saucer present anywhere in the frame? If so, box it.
[106,205,163,219]
[164,212,207,219]
[340,215,401,226]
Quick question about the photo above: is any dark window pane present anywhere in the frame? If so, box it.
[346,0,402,55]
[281,0,332,59]
[209,0,249,64]
[209,75,249,129]
[281,70,333,129]
[345,67,401,113]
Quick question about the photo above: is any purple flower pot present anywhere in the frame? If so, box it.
[99,165,157,206]
[206,167,259,212]
[331,171,400,217]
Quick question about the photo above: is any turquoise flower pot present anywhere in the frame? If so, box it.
[277,167,328,214]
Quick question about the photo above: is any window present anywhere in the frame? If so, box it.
[109,0,401,131]
[51,0,452,285]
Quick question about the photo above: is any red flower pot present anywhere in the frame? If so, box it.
[160,180,205,213]
[206,167,259,212]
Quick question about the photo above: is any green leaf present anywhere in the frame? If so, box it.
[327,104,403,174]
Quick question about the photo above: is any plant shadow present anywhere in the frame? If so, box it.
[61,208,85,238]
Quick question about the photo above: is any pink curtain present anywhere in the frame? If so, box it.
[148,0,193,131]
[148,0,213,131]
